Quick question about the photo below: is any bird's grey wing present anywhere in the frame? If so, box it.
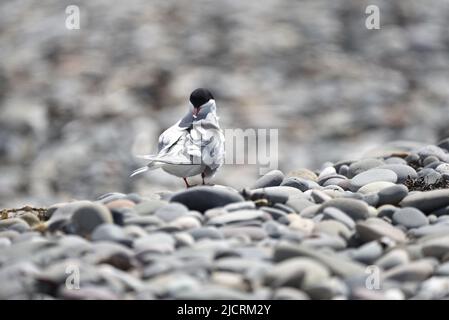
[189,120,225,171]
[157,120,188,154]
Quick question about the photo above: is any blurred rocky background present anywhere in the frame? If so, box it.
[1,0,449,207]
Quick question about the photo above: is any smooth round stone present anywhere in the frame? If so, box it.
[124,216,164,227]
[274,243,366,278]
[362,193,379,207]
[169,216,202,230]
[405,152,420,163]
[306,277,349,300]
[429,206,449,219]
[286,198,314,213]
[310,190,332,204]
[211,272,248,291]
[299,204,321,218]
[126,193,143,203]
[287,169,318,181]
[350,169,397,190]
[173,285,251,300]
[322,207,355,229]
[170,186,244,213]
[173,232,195,247]
[273,288,310,300]
[423,156,439,167]
[273,203,296,214]
[301,234,347,250]
[318,173,348,186]
[281,177,319,191]
[251,186,302,203]
[436,163,449,174]
[134,200,169,216]
[260,207,288,221]
[377,204,399,219]
[408,224,449,238]
[338,165,349,177]
[264,257,330,289]
[318,167,336,179]
[123,225,147,238]
[319,198,369,221]
[134,233,175,253]
[91,224,131,245]
[421,235,449,259]
[221,226,267,241]
[322,177,347,187]
[288,216,314,235]
[436,261,449,276]
[263,220,284,238]
[392,207,428,229]
[207,210,265,225]
[377,164,417,183]
[251,170,284,189]
[348,159,384,178]
[154,203,188,222]
[188,227,223,240]
[349,241,383,264]
[224,201,255,212]
[414,277,449,299]
[0,237,11,248]
[47,200,93,222]
[314,220,352,240]
[70,203,113,237]
[214,257,271,274]
[105,199,136,210]
[358,181,396,194]
[377,184,409,206]
[356,218,407,243]
[383,260,435,282]
[400,189,449,214]
[417,145,449,162]
[375,249,409,270]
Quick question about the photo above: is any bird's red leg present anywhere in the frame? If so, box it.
[201,172,206,185]
[183,178,191,188]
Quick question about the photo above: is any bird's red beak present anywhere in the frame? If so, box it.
[193,108,200,118]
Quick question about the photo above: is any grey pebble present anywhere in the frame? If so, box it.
[347,159,384,178]
[320,198,370,221]
[322,207,355,229]
[70,203,113,237]
[207,210,266,225]
[356,218,407,243]
[154,203,189,222]
[400,189,449,214]
[378,184,409,206]
[91,224,132,246]
[264,257,330,290]
[170,186,244,213]
[392,207,428,229]
[252,170,284,189]
[135,200,169,216]
[350,169,397,191]
[281,177,319,191]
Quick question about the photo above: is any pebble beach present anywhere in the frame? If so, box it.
[2,139,449,300]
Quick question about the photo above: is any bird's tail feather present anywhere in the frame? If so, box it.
[136,154,156,160]
[130,162,160,177]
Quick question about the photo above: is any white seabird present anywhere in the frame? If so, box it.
[131,88,225,187]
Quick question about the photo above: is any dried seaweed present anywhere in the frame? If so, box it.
[404,176,449,192]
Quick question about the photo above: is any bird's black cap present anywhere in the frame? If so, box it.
[190,88,214,108]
